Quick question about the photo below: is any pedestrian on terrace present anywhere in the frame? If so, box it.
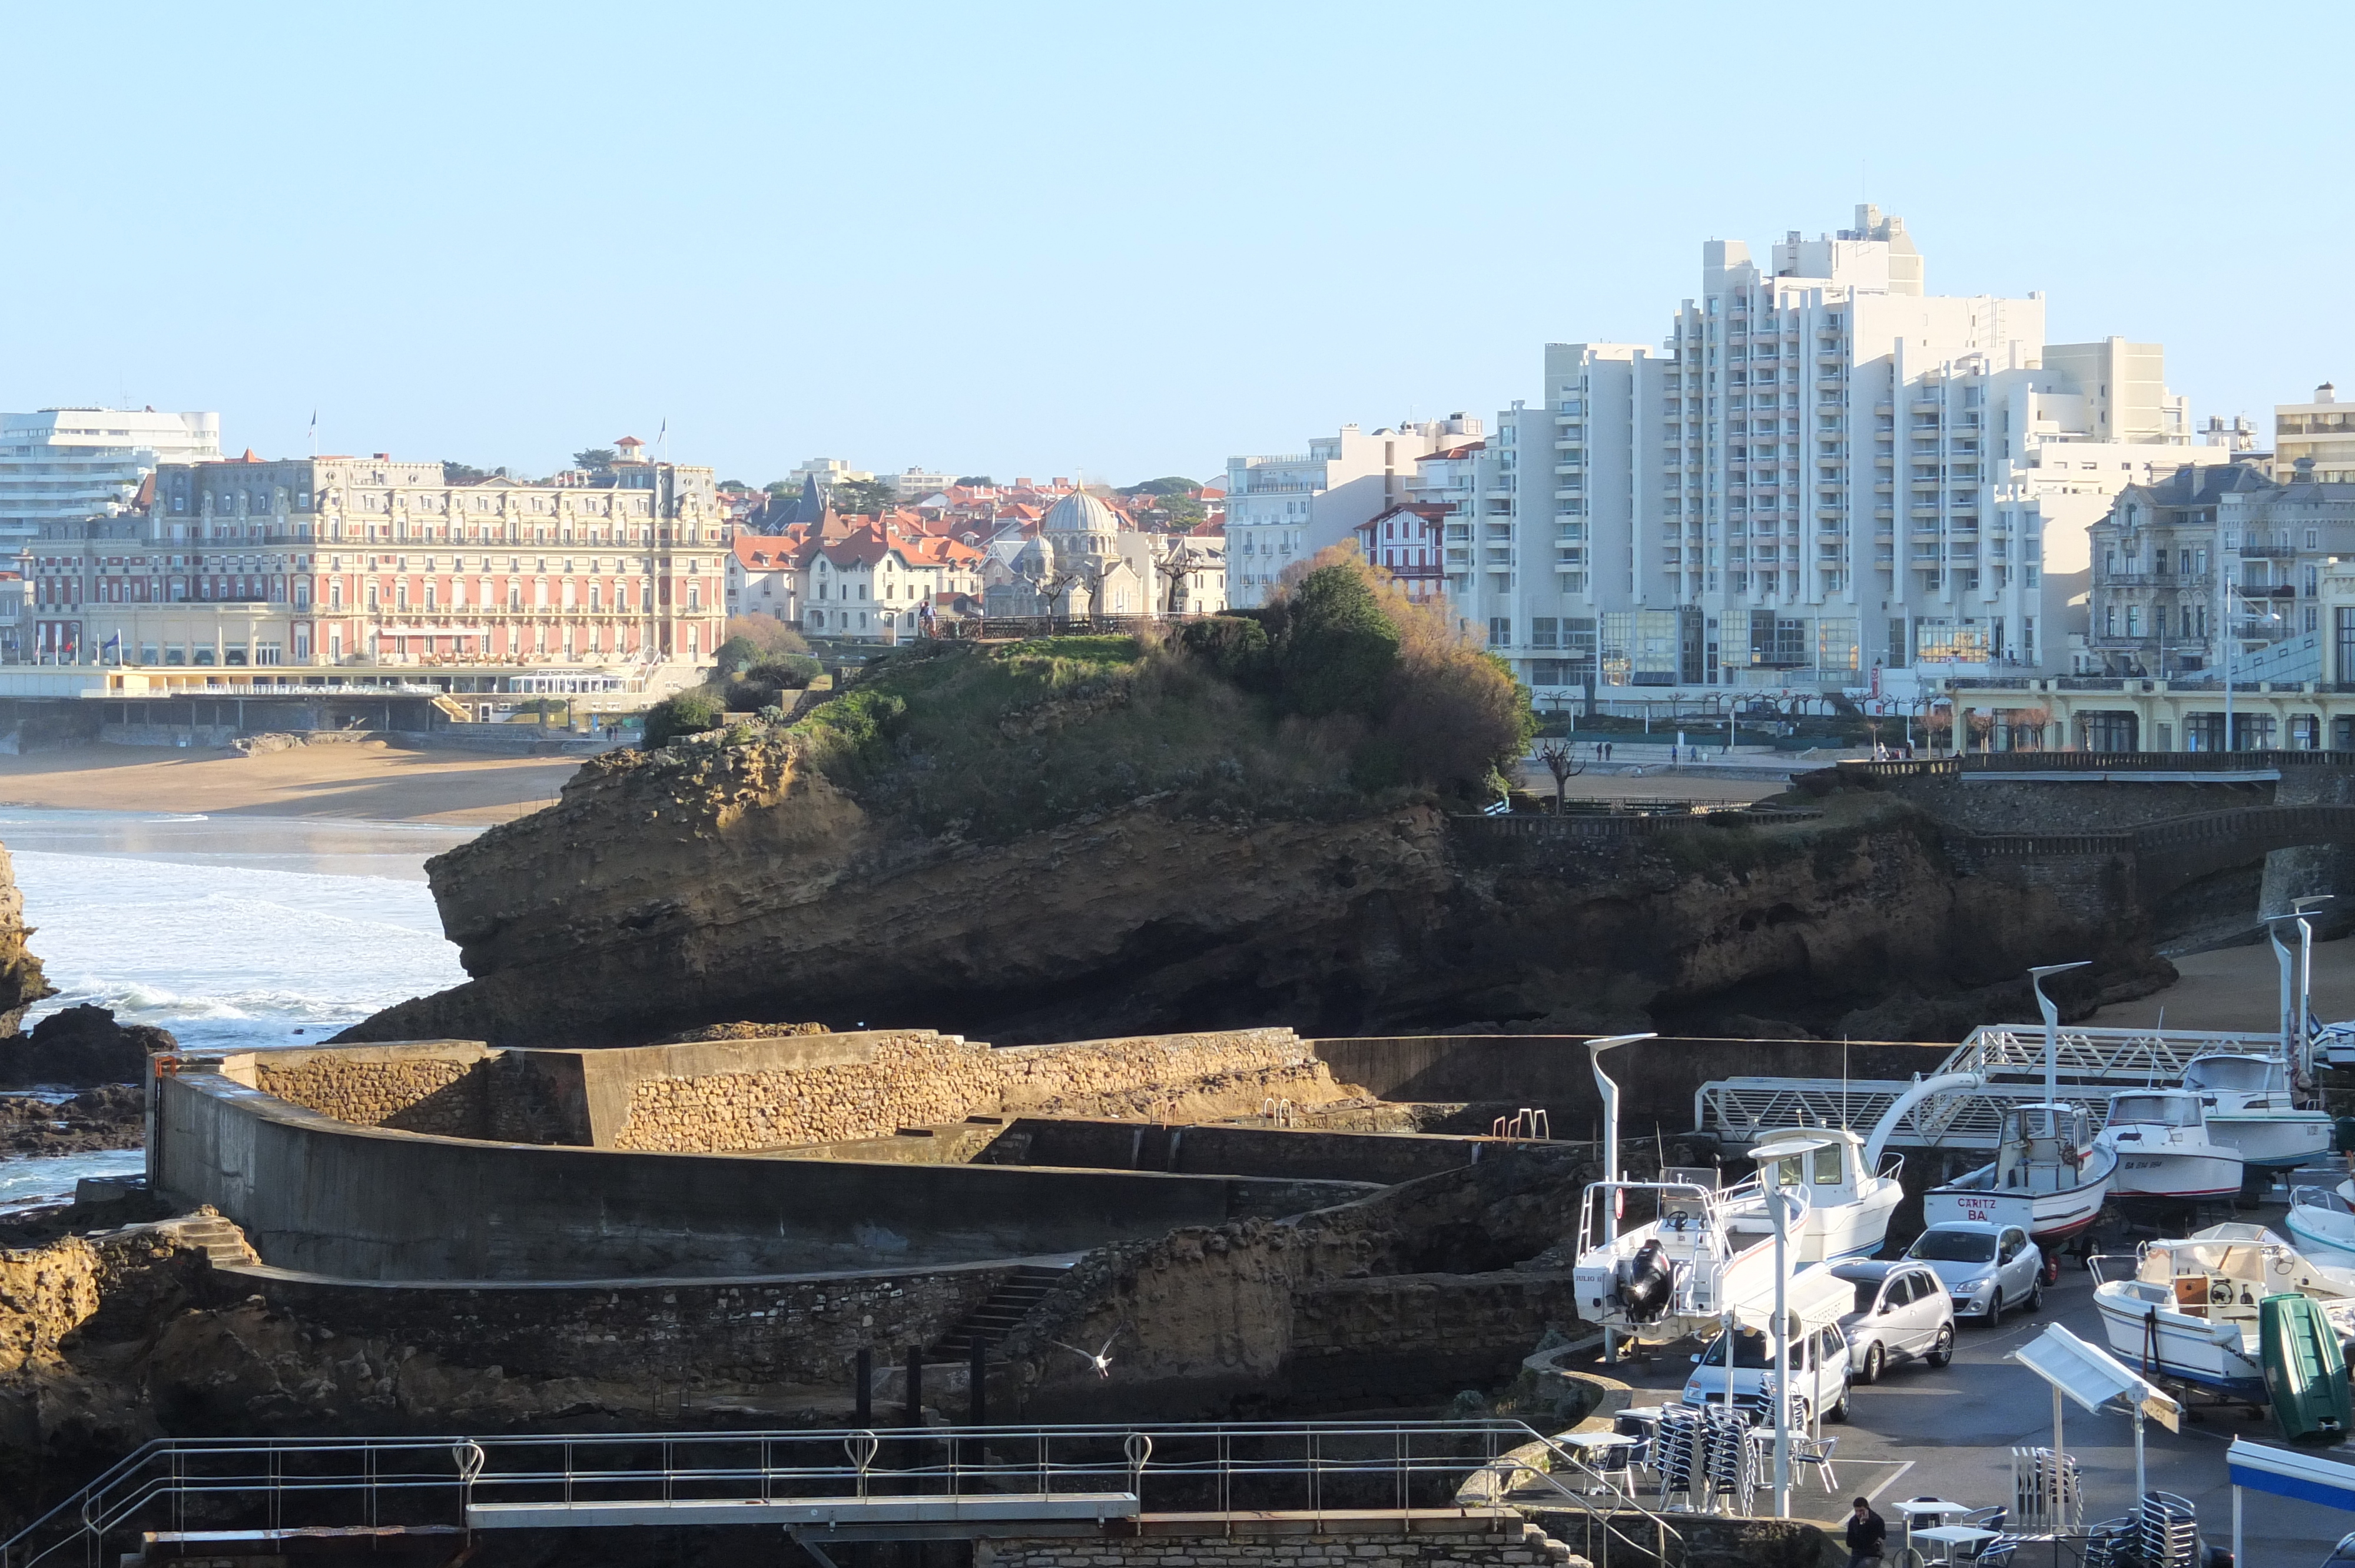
[1845,1497,1886,1567]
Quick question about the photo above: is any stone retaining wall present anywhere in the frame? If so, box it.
[250,1042,493,1137]
[609,1027,1331,1154]
[978,1517,1586,1568]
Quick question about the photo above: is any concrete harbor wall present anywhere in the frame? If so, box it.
[154,1067,1374,1280]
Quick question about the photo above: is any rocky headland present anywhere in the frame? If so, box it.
[341,581,2180,1049]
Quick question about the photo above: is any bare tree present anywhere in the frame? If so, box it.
[1155,540,1201,617]
[1536,739,1586,813]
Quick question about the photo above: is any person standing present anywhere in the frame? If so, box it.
[1845,1497,1886,1567]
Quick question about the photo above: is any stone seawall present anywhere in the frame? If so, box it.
[612,1026,1332,1152]
[231,1028,1343,1156]
[228,1256,1020,1388]
[978,1516,1586,1568]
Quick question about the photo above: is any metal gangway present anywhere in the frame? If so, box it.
[1696,1024,2271,1153]
[0,1420,1680,1568]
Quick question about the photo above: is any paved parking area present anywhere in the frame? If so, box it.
[1595,1253,2353,1560]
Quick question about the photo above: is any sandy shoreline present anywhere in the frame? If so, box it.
[0,743,582,825]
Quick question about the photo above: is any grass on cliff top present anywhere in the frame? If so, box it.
[788,633,1381,842]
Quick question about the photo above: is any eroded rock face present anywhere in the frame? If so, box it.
[340,738,2165,1048]
[0,841,52,1041]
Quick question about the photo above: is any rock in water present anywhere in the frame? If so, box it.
[0,1006,175,1088]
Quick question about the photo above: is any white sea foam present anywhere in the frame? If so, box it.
[10,831,467,1053]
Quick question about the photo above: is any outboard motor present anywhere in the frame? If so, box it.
[1617,1238,1675,1324]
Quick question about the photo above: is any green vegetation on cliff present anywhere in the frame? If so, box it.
[769,559,1534,843]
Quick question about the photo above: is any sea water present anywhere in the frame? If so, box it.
[0,809,473,1212]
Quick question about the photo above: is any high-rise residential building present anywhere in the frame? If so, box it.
[2273,384,2355,483]
[1453,207,2223,693]
[0,408,220,542]
[1223,416,1480,607]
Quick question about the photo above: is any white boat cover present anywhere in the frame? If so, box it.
[2012,1323,2182,1431]
[2228,1436,2355,1511]
[1727,1264,1851,1336]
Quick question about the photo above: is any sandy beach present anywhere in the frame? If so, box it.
[2091,935,2355,1033]
[0,744,581,826]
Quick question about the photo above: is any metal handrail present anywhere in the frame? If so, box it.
[2,1420,1547,1568]
[1515,1433,1687,1562]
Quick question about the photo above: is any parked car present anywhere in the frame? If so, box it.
[1904,1221,2043,1324]
[1831,1260,1957,1381]
[2321,1529,2355,1564]
[1679,1319,1852,1424]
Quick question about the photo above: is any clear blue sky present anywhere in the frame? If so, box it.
[2,2,2345,487]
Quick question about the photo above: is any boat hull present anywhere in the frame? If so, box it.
[2105,1147,2243,1202]
[2285,1208,2355,1270]
[2207,1112,2336,1170]
[1925,1152,2113,1244]
[2094,1288,2268,1402]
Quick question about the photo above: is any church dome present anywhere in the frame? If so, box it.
[1041,490,1121,539]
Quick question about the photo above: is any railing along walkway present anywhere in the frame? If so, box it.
[2,1421,1584,1568]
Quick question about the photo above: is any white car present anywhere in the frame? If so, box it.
[1831,1260,1957,1383]
[1680,1320,1852,1426]
[1904,1221,2044,1324]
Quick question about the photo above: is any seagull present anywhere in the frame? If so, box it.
[1049,1328,1120,1378]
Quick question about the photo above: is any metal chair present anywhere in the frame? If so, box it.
[1790,1433,1838,1493]
[1971,1536,2022,1566]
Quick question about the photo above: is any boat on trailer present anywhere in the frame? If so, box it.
[1923,1101,2116,1255]
[2181,1051,2334,1171]
[2094,1088,2244,1211]
[2092,1224,2355,1403]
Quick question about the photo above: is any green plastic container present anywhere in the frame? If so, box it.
[2261,1293,2353,1443]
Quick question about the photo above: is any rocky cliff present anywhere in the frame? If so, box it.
[342,713,2166,1049]
[0,840,52,1041]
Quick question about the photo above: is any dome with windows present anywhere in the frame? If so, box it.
[1040,490,1122,540]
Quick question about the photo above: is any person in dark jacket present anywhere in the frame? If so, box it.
[1846,1497,1887,1565]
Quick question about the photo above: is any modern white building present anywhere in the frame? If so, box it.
[1223,416,1481,607]
[0,408,220,543]
[885,466,960,500]
[2274,384,2355,483]
[1451,208,2223,693]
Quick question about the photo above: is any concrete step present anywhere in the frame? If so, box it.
[924,1265,1074,1360]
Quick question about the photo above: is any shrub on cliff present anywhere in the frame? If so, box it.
[747,655,821,689]
[1274,566,1398,719]
[644,692,726,748]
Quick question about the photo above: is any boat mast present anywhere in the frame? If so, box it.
[2029,962,2091,1109]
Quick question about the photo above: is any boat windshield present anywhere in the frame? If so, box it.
[2109,1093,2197,1127]
[2184,1057,2282,1095]
[2296,1187,2355,1217]
[1695,1327,1776,1368]
[1908,1228,1999,1263]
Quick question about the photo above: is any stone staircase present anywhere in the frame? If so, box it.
[924,1263,1072,1361]
[157,1210,261,1268]
[1520,1521,1591,1566]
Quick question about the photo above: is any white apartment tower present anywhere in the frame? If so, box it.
[1225,416,1481,607]
[1458,207,2215,693]
[0,408,220,543]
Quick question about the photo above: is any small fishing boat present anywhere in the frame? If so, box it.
[2181,1052,2334,1171]
[2287,1180,2355,1269]
[1925,1102,2115,1254]
[2094,1224,2355,1403]
[2094,1088,2244,1210]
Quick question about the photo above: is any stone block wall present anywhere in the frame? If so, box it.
[611,1028,1332,1154]
[238,1257,1015,1386]
[253,1046,491,1137]
[978,1519,1587,1568]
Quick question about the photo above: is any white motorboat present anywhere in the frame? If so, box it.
[2093,1224,2355,1401]
[2286,1179,2355,1269]
[2181,1052,2334,1170]
[1573,1131,1894,1345]
[1924,1101,2115,1248]
[2094,1088,2244,1208]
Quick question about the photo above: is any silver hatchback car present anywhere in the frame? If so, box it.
[1831,1260,1956,1383]
[1905,1221,2044,1324]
